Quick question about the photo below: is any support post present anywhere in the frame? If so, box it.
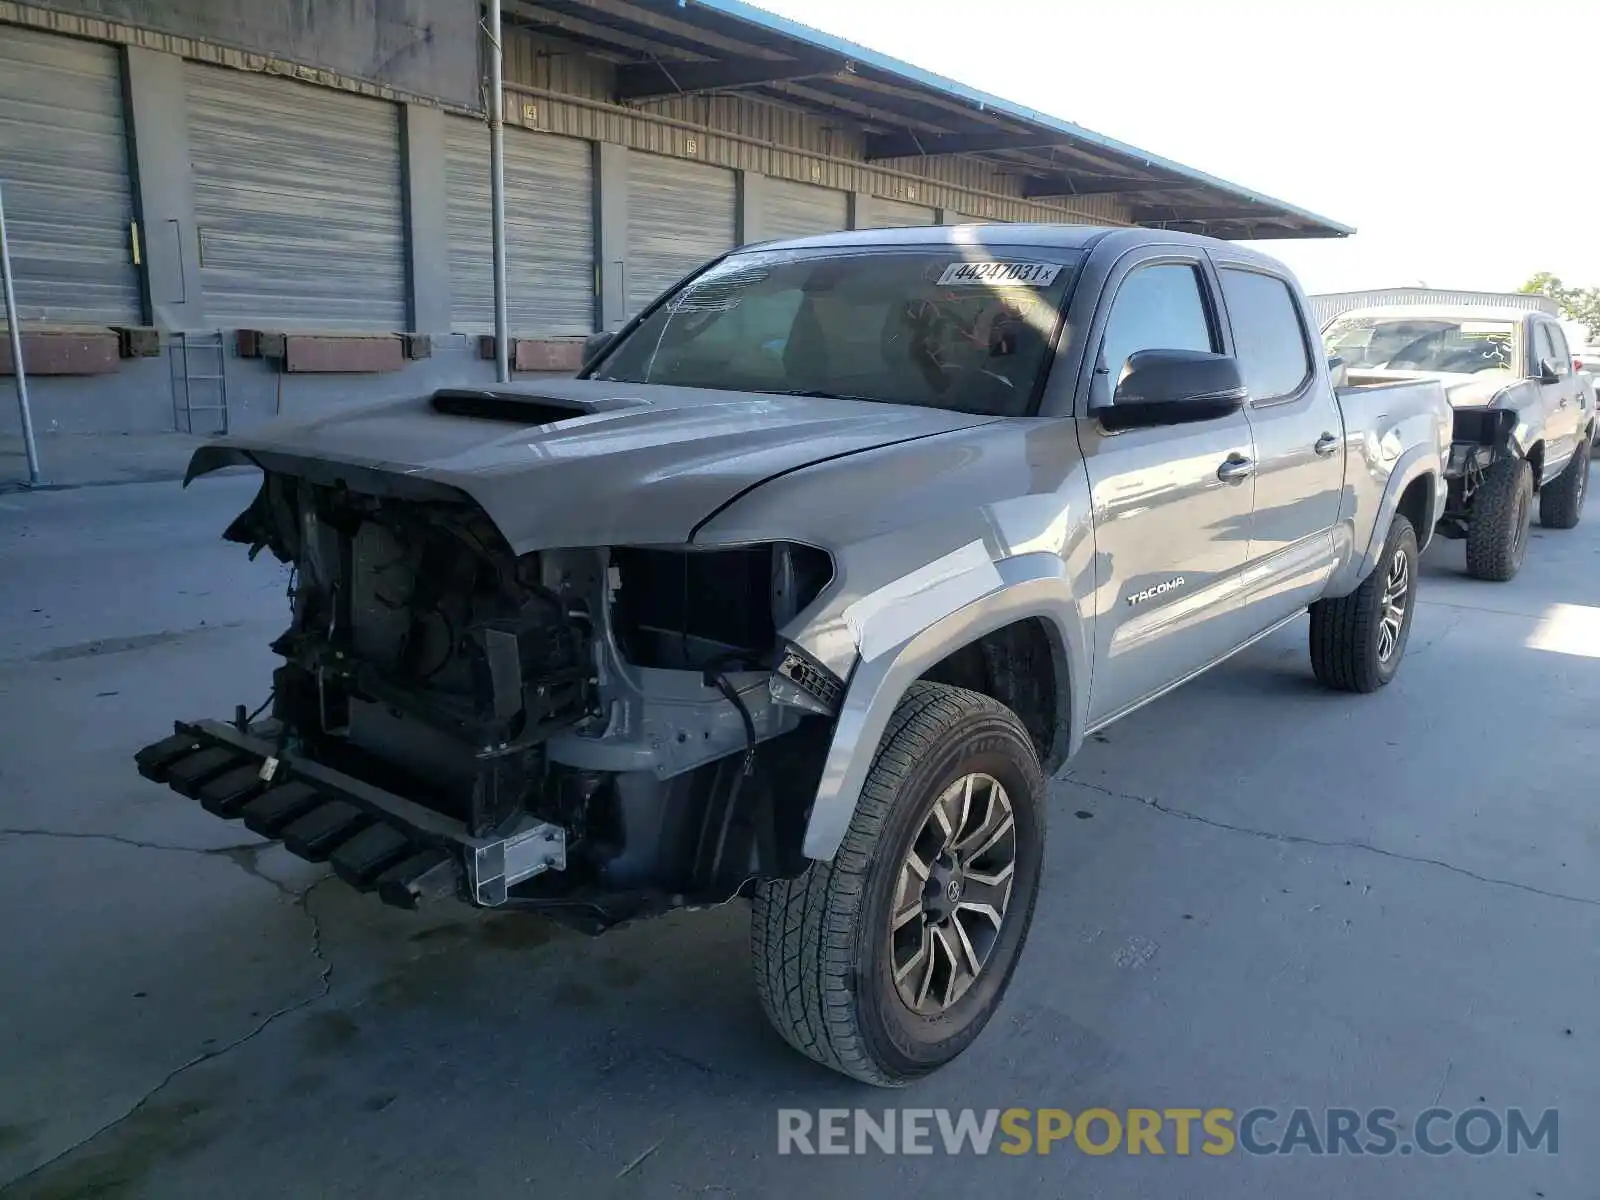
[0,182,41,487]
[486,0,510,383]
[594,143,630,331]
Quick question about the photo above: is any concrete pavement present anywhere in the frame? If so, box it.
[0,434,221,492]
[1,474,1595,1198]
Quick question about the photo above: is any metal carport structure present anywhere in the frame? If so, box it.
[502,0,1352,241]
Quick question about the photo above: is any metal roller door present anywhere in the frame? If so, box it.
[855,195,937,230]
[445,120,594,335]
[0,29,140,324]
[627,153,736,315]
[186,65,406,330]
[763,179,848,242]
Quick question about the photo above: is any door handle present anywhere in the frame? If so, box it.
[1314,432,1340,457]
[1216,454,1255,484]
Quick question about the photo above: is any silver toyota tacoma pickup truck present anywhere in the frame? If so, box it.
[1324,305,1594,580]
[136,226,1450,1085]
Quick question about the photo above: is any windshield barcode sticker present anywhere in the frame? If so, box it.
[937,261,1062,287]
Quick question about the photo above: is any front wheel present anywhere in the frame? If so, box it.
[750,682,1045,1086]
[1465,456,1532,581]
[1308,514,1419,693]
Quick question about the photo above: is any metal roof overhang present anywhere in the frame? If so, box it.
[501,0,1352,240]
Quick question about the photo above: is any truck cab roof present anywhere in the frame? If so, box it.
[740,223,1291,273]
[1330,305,1544,326]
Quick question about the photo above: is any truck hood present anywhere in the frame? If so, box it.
[186,379,1001,554]
[1344,368,1512,409]
[1439,376,1516,408]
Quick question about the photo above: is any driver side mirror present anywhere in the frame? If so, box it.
[1099,349,1249,431]
[1537,356,1563,384]
[580,330,615,371]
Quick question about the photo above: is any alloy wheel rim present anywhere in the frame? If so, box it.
[1376,547,1410,663]
[890,773,1017,1015]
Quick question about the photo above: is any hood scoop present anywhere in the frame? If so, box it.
[430,388,612,426]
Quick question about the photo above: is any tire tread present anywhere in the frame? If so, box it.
[1308,515,1416,694]
[1466,456,1531,581]
[751,682,1039,1086]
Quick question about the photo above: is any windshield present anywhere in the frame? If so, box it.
[1323,315,1515,374]
[588,248,1080,416]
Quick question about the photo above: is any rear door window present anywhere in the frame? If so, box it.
[1219,268,1312,402]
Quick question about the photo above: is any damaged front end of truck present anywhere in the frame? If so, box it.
[136,425,850,932]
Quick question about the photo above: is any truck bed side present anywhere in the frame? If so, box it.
[1324,378,1452,596]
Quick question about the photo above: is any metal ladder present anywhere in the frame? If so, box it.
[168,330,230,435]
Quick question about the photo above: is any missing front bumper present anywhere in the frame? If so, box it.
[1444,440,1498,480]
[134,720,566,908]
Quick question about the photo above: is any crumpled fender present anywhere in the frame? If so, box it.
[1472,383,1541,460]
[801,551,1088,861]
[1504,412,1538,462]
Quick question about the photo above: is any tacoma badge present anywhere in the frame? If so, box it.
[1127,577,1186,606]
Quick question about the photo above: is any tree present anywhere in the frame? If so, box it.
[1520,273,1600,343]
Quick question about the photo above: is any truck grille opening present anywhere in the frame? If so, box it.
[231,473,597,833]
[610,543,832,670]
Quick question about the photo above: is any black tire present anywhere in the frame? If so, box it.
[1465,456,1532,581]
[750,682,1045,1086]
[1308,514,1419,693]
[1538,439,1589,530]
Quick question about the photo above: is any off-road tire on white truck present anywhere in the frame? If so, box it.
[750,682,1045,1086]
[1308,514,1419,694]
[1465,457,1533,581]
[1538,439,1589,530]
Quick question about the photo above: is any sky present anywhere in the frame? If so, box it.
[752,0,1600,296]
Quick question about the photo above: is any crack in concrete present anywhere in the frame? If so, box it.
[214,844,307,901]
[0,829,311,901]
[0,878,334,1195]
[1063,776,1600,909]
[1408,608,1465,655]
[0,827,264,858]
[1416,596,1556,621]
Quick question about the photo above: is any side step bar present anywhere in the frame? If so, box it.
[135,720,564,908]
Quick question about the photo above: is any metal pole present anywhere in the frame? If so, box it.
[487,0,510,384]
[0,182,41,487]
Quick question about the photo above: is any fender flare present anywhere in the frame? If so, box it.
[801,552,1089,861]
[1328,445,1441,597]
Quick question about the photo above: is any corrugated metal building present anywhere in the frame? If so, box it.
[0,0,1351,441]
[1310,288,1558,330]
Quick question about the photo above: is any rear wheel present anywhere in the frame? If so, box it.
[750,682,1045,1086]
[1465,456,1532,581]
[1538,440,1589,530]
[1309,514,1418,693]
